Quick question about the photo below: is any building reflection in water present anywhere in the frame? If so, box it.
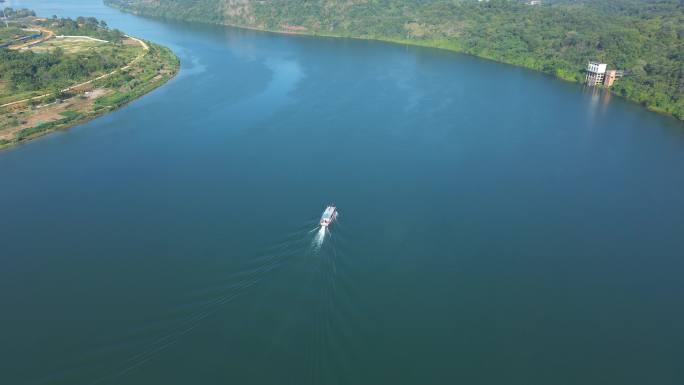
[583,85,613,127]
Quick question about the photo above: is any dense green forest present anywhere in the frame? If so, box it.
[0,47,130,92]
[105,0,684,120]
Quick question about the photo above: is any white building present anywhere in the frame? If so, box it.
[586,61,607,86]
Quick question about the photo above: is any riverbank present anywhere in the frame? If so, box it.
[0,19,179,150]
[104,0,683,123]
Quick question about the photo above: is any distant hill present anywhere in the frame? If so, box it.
[105,0,683,120]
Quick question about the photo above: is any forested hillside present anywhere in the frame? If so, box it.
[105,0,683,120]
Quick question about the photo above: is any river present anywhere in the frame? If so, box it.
[2,1,684,384]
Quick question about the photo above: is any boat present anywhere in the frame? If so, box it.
[320,205,337,227]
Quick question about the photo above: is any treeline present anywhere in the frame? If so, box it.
[2,7,36,19]
[38,16,125,42]
[105,0,684,120]
[0,27,27,45]
[0,46,129,92]
[2,8,126,42]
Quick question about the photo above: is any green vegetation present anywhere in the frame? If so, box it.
[0,42,178,148]
[0,13,134,98]
[59,110,81,119]
[38,16,125,42]
[1,8,125,42]
[0,10,180,149]
[93,43,180,112]
[29,38,107,55]
[0,27,29,45]
[105,0,684,120]
[2,7,36,19]
[0,46,133,98]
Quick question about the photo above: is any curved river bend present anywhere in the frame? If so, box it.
[2,1,683,384]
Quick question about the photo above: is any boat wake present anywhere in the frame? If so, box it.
[311,226,327,252]
[311,205,339,253]
[85,212,346,385]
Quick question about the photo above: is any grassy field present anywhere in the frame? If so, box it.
[0,27,34,45]
[26,36,142,66]
[29,37,106,54]
[0,81,43,106]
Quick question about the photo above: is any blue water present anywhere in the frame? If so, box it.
[1,1,684,384]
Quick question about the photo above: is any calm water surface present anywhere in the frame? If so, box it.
[2,1,684,384]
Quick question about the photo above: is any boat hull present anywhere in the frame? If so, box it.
[320,205,337,227]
